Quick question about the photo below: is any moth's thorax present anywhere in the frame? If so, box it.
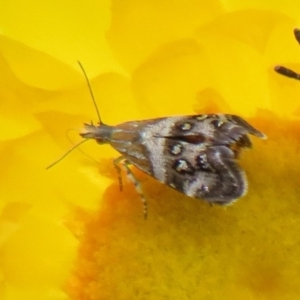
[108,120,158,175]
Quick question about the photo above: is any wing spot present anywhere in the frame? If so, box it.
[196,115,208,120]
[196,153,213,170]
[171,144,183,155]
[211,119,224,128]
[173,159,194,174]
[180,122,192,131]
[201,185,209,192]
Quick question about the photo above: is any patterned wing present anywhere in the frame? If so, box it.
[109,114,264,204]
[162,141,246,204]
[147,114,264,204]
[153,114,265,148]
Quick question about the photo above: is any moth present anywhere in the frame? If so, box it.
[48,63,266,218]
[81,114,265,217]
[275,28,300,80]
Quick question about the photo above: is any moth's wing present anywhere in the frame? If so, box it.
[154,114,266,147]
[109,114,261,204]
[147,114,261,203]
[224,114,266,140]
[162,140,247,205]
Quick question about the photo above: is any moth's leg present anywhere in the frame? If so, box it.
[121,159,148,219]
[113,156,124,191]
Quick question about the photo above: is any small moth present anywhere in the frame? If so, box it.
[49,63,266,218]
[81,114,265,217]
[275,28,300,80]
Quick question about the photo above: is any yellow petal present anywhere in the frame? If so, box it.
[0,1,300,300]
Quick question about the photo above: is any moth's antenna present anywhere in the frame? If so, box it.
[274,66,300,80]
[77,61,102,124]
[46,139,90,169]
[294,28,300,45]
[274,28,300,81]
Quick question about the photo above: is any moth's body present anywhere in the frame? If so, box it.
[46,63,266,218]
[81,114,265,206]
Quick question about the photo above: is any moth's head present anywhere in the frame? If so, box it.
[80,122,112,144]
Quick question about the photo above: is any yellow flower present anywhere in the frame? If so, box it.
[1,1,300,299]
